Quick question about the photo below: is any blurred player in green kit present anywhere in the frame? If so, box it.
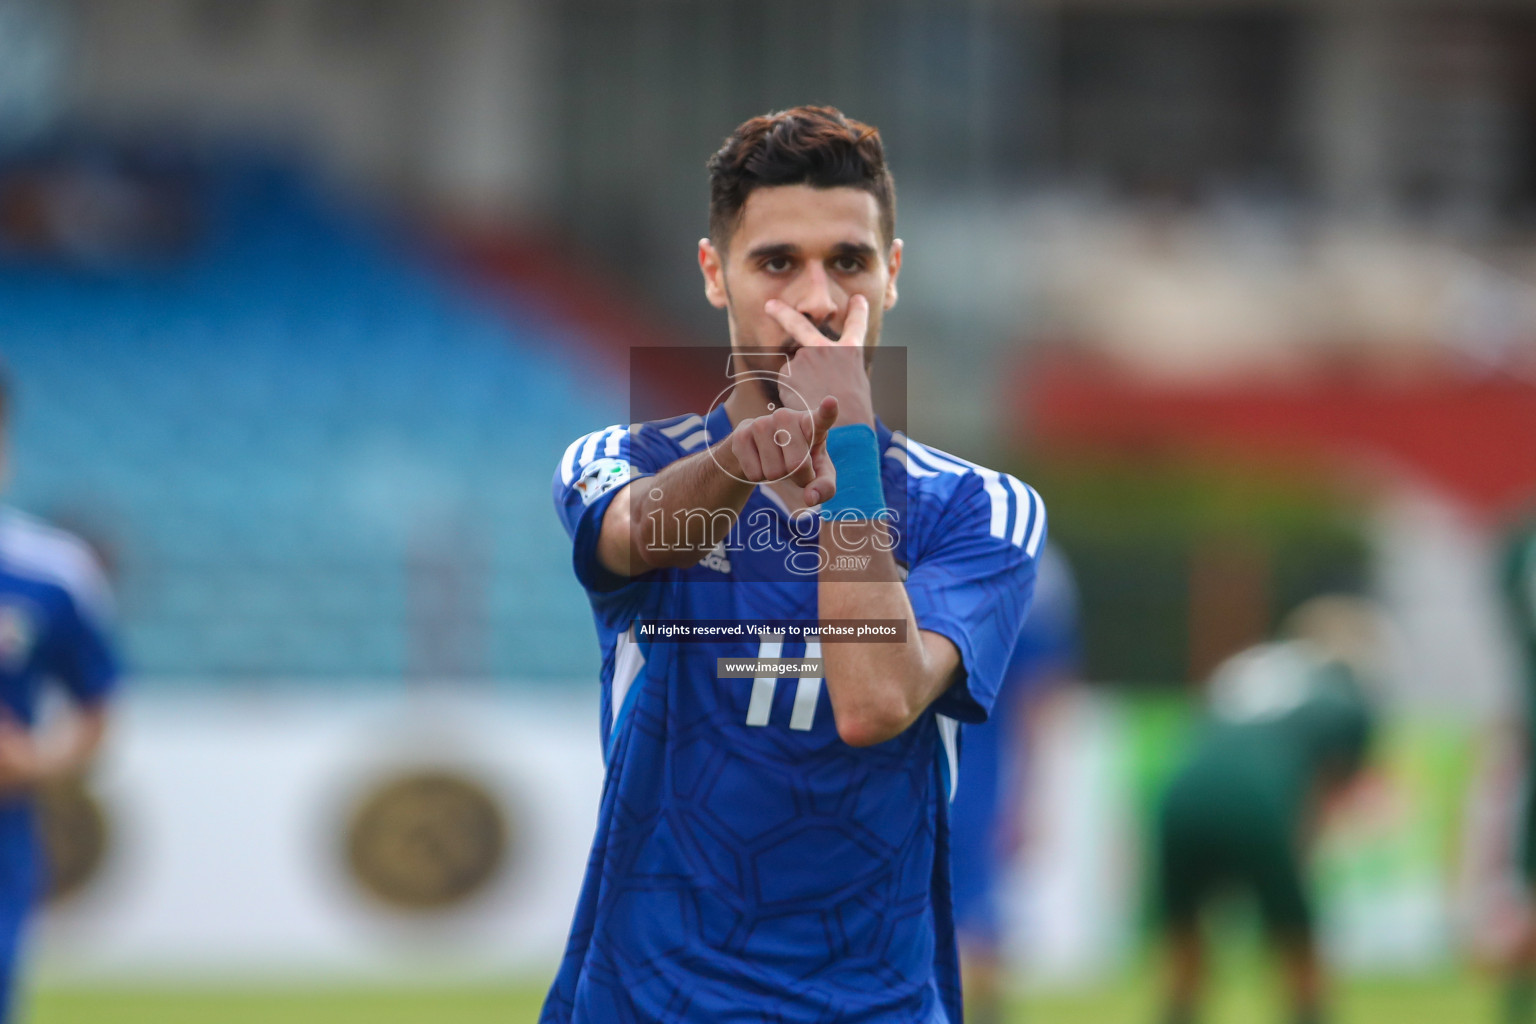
[1154,596,1386,1024]
[1502,523,1536,1024]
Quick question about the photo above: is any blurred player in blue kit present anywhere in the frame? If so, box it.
[950,543,1081,1024]
[546,107,1044,1022]
[0,370,119,1020]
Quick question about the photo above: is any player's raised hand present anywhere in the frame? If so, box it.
[726,394,831,494]
[766,295,876,428]
[803,395,839,506]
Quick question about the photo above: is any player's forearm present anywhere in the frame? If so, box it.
[37,705,107,781]
[819,525,957,747]
[820,584,932,746]
[0,706,108,794]
[625,445,756,570]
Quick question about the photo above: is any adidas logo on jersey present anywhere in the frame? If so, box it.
[700,542,732,575]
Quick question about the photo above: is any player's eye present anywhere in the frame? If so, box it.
[832,255,865,274]
[761,256,793,274]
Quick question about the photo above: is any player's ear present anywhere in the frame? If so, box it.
[700,238,728,309]
[883,239,903,310]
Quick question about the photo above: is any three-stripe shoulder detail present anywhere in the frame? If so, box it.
[658,414,709,451]
[560,424,630,485]
[884,432,1045,555]
[560,414,714,486]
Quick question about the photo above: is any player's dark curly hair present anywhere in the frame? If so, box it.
[707,106,896,251]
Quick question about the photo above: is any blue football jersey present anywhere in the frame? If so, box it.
[949,543,1081,943]
[0,509,118,722]
[0,508,120,894]
[544,405,1044,1024]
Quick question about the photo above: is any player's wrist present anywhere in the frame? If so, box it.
[819,424,887,521]
[712,434,748,482]
[834,397,875,427]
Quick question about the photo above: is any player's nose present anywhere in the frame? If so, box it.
[791,262,840,327]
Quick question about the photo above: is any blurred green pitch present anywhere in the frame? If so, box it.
[23,972,1486,1023]
[1026,971,1487,1024]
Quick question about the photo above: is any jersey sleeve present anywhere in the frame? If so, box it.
[48,552,121,706]
[552,422,678,596]
[907,473,1045,724]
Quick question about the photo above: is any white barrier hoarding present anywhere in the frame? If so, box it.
[35,686,604,983]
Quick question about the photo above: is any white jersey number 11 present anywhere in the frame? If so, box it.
[744,634,822,730]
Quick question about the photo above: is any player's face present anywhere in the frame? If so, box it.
[699,184,901,388]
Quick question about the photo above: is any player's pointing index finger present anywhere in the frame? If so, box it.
[810,395,839,445]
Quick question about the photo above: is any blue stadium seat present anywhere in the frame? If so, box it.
[4,161,619,686]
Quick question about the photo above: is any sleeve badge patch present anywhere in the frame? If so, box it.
[575,458,633,506]
[0,603,38,671]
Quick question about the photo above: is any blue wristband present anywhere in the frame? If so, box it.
[819,424,887,520]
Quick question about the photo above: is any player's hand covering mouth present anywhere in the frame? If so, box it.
[779,318,842,358]
[811,317,843,342]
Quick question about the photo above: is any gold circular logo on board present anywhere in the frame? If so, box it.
[344,770,510,911]
[37,777,109,904]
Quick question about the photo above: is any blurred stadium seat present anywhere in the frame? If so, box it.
[0,154,618,684]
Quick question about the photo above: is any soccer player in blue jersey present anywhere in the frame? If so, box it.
[949,543,1081,1024]
[546,106,1044,1023]
[0,371,119,1020]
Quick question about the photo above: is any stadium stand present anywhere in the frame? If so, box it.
[0,153,621,684]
